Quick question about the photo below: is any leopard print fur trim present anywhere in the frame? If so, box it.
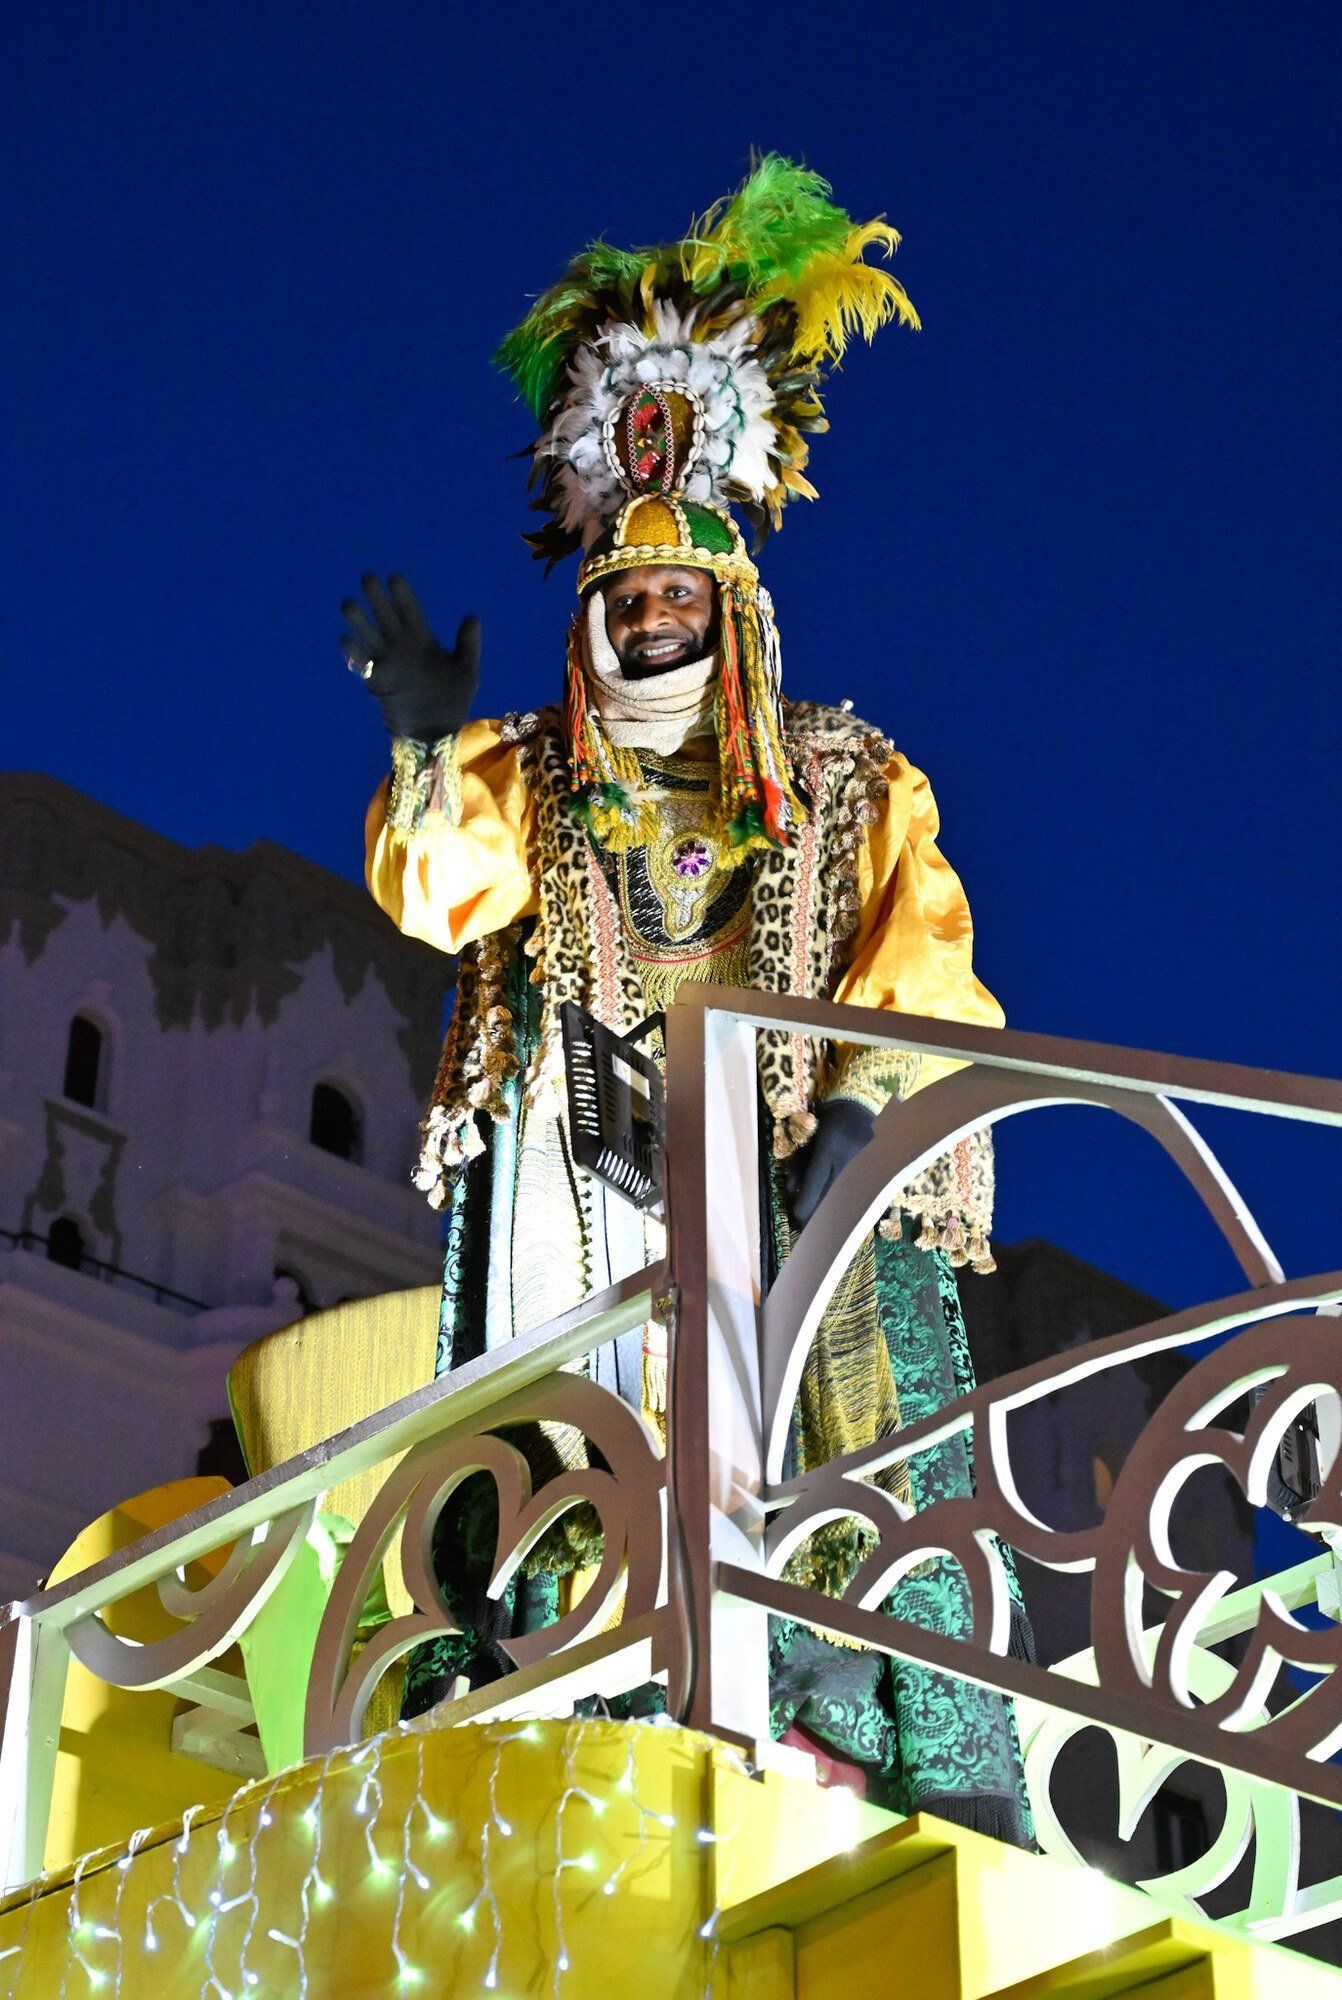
[417,701,902,1185]
[519,718,644,1123]
[878,1127,997,1274]
[749,703,898,1156]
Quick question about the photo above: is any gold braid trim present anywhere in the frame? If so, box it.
[413,924,524,1208]
[749,707,896,1158]
[411,715,543,1207]
[789,702,997,1271]
[386,733,463,835]
[520,723,603,1118]
[827,1047,922,1115]
[824,1055,998,1274]
[775,1227,912,1628]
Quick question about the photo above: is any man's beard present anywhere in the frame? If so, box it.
[616,628,716,679]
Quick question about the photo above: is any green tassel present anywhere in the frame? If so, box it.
[567,781,642,840]
[727,801,767,846]
[566,788,599,831]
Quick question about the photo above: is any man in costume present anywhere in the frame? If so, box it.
[346,158,1033,1844]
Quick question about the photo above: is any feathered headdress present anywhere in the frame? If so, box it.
[496,156,918,857]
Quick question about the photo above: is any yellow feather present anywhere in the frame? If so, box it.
[682,225,723,292]
[761,224,920,362]
[772,423,810,467]
[781,467,819,499]
[848,220,903,261]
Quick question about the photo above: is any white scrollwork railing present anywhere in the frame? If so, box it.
[3,989,1342,1944]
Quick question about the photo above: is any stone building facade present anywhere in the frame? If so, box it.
[0,772,449,1600]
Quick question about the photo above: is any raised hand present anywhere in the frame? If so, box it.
[341,573,480,742]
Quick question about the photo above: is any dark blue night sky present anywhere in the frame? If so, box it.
[6,3,1341,1339]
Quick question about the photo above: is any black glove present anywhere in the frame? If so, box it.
[341,573,480,742]
[786,1099,877,1224]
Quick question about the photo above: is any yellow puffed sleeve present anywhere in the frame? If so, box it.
[830,752,1003,1106]
[364,717,537,954]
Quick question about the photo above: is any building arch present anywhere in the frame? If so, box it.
[46,1215,86,1271]
[62,1013,109,1111]
[309,1079,364,1164]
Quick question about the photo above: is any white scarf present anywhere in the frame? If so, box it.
[583,593,717,755]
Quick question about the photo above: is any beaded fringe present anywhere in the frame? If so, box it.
[642,1326,668,1449]
[387,733,463,836]
[877,1129,997,1275]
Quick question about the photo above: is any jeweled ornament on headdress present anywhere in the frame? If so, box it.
[495,156,919,857]
[613,385,698,495]
[565,356,763,595]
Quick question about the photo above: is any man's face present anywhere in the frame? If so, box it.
[600,565,717,679]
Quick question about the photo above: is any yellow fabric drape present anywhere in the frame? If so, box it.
[364,717,536,953]
[829,751,1003,1098]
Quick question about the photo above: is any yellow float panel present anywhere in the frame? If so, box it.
[3,1718,1336,2000]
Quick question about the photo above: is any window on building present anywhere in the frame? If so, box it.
[63,1015,104,1108]
[47,1216,85,1271]
[310,1082,362,1163]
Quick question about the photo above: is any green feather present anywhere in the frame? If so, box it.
[566,779,637,830]
[566,788,598,830]
[495,155,896,425]
[685,155,854,294]
[583,241,646,288]
[495,244,646,419]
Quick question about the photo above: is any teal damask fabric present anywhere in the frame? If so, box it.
[767,1231,1034,1843]
[402,1475,561,1714]
[406,1166,1034,1847]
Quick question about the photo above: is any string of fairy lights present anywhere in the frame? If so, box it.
[0,1715,733,1999]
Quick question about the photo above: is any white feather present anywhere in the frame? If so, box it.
[532,312,781,532]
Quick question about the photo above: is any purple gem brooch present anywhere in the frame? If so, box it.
[671,835,713,879]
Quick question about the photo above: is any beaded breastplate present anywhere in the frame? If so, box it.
[592,754,754,1010]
